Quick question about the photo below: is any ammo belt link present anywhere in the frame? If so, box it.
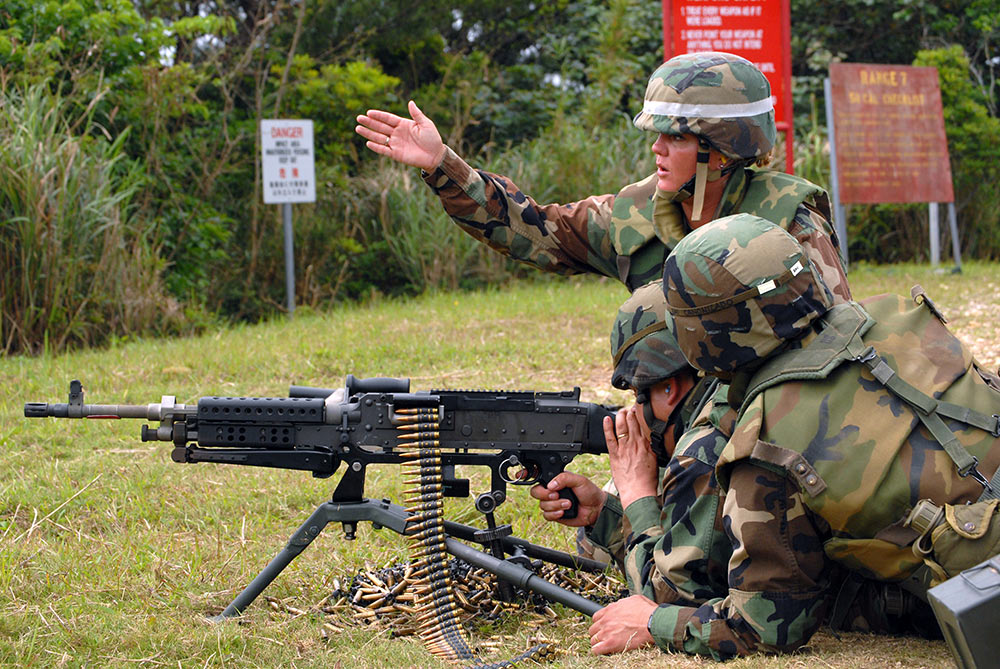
[397,408,556,667]
[852,344,1000,501]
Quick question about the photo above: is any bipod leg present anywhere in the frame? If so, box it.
[445,538,603,617]
[443,518,608,573]
[210,498,408,621]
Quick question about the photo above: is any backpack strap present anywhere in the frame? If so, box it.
[738,302,875,415]
[982,463,1000,503]
[853,345,1000,500]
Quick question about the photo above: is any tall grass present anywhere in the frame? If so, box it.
[0,85,185,355]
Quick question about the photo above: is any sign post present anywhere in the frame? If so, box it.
[260,119,316,316]
[662,0,793,174]
[827,64,959,269]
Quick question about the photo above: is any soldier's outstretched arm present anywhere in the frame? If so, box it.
[421,146,622,278]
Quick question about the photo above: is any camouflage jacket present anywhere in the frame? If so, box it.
[586,380,737,639]
[646,292,1000,659]
[422,147,851,302]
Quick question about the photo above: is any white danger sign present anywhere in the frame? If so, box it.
[261,119,316,204]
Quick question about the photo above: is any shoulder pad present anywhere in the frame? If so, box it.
[609,173,658,256]
[743,170,830,228]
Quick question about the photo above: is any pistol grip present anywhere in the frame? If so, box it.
[558,487,579,520]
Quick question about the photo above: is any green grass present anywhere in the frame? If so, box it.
[2,265,997,668]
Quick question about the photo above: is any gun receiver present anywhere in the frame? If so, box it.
[25,376,614,516]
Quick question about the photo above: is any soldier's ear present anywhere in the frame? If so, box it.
[710,151,728,171]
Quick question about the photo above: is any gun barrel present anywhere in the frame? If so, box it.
[24,401,169,419]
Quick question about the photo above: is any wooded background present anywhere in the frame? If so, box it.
[2,0,998,355]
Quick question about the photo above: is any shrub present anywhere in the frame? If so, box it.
[0,86,188,354]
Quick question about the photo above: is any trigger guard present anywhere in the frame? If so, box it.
[499,456,539,485]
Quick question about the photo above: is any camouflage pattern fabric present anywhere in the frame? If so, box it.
[622,381,735,605]
[663,214,836,377]
[724,293,1000,582]
[587,379,737,618]
[650,214,1000,659]
[610,279,689,391]
[645,464,832,659]
[632,52,775,161]
[591,279,736,624]
[577,477,628,571]
[423,148,851,301]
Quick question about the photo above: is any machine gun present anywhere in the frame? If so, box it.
[25,376,616,624]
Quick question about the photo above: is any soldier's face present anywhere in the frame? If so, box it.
[651,133,699,192]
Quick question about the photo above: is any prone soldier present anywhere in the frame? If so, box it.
[529,280,736,654]
[653,213,1000,659]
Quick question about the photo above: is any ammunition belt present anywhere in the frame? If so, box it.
[267,409,626,664]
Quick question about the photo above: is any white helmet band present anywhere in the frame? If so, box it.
[641,98,773,119]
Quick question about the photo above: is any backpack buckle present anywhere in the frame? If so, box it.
[855,346,878,365]
[959,456,993,492]
[993,414,1000,438]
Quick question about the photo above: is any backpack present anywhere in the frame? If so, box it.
[732,286,1000,592]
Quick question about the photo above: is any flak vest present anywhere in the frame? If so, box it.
[719,289,1000,586]
[607,169,828,290]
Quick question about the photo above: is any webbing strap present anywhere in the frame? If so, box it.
[854,345,999,499]
[612,321,668,369]
[936,402,1000,436]
[982,465,1000,502]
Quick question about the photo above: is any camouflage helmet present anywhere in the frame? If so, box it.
[633,51,776,162]
[662,214,835,377]
[611,280,691,390]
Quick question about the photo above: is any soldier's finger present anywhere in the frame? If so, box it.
[364,140,391,157]
[363,109,402,127]
[539,499,567,513]
[602,415,618,453]
[529,484,552,501]
[625,409,643,443]
[354,124,384,144]
[408,100,427,122]
[614,411,631,447]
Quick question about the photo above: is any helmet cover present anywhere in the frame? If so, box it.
[611,280,691,390]
[633,51,776,161]
[662,214,835,377]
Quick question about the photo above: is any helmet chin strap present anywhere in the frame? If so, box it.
[690,140,712,221]
[635,387,673,467]
[666,143,742,224]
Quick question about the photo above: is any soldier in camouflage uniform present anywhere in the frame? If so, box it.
[528,280,735,654]
[651,213,1000,660]
[355,52,851,302]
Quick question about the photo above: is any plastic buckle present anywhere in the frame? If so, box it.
[992,414,1000,438]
